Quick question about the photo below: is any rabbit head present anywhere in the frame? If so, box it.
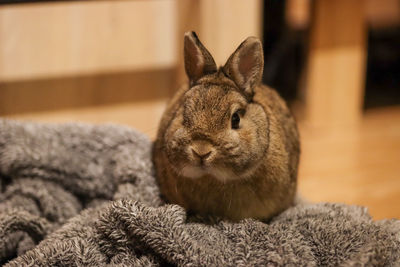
[161,32,268,182]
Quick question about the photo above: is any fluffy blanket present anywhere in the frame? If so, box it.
[0,119,399,266]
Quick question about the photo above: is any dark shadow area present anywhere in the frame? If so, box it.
[364,26,400,109]
[262,0,307,103]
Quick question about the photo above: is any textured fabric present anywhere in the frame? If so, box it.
[0,119,399,266]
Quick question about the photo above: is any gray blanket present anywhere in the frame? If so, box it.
[0,119,399,266]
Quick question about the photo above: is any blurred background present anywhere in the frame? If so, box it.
[0,0,399,219]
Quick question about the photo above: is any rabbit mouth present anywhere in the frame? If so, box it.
[180,164,244,182]
[180,165,207,179]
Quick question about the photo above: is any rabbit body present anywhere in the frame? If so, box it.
[153,32,300,221]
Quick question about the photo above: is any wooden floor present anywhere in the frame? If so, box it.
[6,103,400,220]
[298,106,400,220]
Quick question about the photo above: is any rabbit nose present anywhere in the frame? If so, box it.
[191,148,212,160]
[190,141,214,161]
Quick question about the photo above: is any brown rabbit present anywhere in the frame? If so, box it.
[153,32,300,221]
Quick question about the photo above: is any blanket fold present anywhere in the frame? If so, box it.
[0,119,399,266]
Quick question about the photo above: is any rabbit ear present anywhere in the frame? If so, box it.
[184,31,217,85]
[223,37,264,97]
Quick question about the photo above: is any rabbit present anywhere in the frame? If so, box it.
[152,31,300,221]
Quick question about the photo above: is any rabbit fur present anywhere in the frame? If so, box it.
[153,32,300,221]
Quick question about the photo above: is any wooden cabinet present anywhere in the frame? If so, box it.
[0,0,261,136]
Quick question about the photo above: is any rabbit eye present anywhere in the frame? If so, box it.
[231,111,240,129]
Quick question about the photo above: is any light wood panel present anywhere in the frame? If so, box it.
[199,0,263,65]
[0,0,177,81]
[305,0,367,128]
